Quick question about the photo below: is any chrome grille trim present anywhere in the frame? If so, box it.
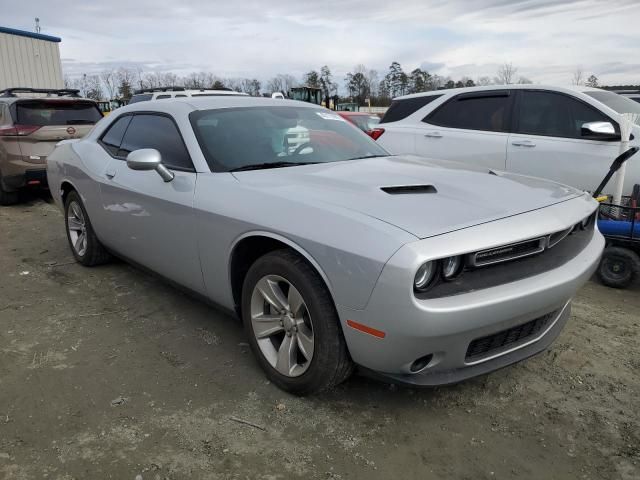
[470,237,546,267]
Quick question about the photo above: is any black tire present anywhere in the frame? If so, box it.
[64,191,111,266]
[0,174,19,206]
[597,247,639,289]
[241,249,353,395]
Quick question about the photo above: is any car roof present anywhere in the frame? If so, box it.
[116,96,323,115]
[395,84,601,101]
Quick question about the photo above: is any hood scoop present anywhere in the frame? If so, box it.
[380,184,437,195]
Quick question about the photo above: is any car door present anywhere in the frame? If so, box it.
[507,90,620,192]
[98,112,205,294]
[414,90,513,170]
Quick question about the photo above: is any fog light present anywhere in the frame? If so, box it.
[442,256,463,280]
[410,354,433,373]
[414,261,437,291]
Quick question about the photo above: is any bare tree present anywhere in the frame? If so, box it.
[494,63,518,85]
[224,78,243,92]
[517,76,533,84]
[85,75,103,100]
[476,76,492,86]
[100,70,118,100]
[267,76,284,94]
[366,69,379,97]
[572,67,584,86]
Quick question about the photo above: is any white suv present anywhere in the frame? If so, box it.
[376,85,640,194]
[129,87,247,104]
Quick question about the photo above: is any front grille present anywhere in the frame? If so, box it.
[465,311,556,362]
[472,237,546,267]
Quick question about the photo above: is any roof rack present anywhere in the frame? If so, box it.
[0,87,81,98]
[132,86,236,94]
[133,86,186,94]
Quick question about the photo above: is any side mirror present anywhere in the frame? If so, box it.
[581,121,620,141]
[126,148,174,182]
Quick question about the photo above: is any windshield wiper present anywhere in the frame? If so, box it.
[230,161,319,172]
[346,154,389,161]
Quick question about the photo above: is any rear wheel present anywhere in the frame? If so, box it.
[241,249,353,395]
[598,247,639,289]
[64,191,110,266]
[0,174,19,206]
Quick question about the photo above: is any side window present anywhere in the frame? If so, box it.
[380,95,442,123]
[118,114,193,171]
[100,115,132,156]
[426,92,512,132]
[175,94,187,98]
[516,91,610,138]
[156,95,171,100]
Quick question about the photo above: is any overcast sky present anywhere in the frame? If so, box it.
[4,0,640,88]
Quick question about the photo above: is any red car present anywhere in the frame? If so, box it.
[337,112,382,139]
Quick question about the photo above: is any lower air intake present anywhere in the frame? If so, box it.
[465,311,557,362]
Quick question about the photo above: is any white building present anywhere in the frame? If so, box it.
[0,26,63,91]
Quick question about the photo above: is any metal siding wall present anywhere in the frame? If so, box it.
[0,32,63,90]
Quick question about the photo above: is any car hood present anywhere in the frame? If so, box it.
[233,155,584,239]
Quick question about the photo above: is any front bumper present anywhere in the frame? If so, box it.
[337,196,604,386]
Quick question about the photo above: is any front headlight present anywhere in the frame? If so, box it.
[442,256,464,280]
[414,261,438,292]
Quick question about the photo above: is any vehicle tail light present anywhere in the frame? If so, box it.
[368,128,385,140]
[0,125,42,136]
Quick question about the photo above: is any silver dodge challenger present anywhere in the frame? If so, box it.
[47,97,604,394]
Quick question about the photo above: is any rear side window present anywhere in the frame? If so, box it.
[15,100,102,126]
[380,95,442,123]
[516,91,611,138]
[129,94,153,104]
[100,115,133,156]
[118,114,193,171]
[425,92,512,132]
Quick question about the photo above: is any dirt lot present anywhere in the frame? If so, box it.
[1,194,639,480]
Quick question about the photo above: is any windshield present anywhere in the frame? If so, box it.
[16,100,102,125]
[190,106,389,172]
[585,91,640,116]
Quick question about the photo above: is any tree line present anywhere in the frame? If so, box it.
[65,61,535,105]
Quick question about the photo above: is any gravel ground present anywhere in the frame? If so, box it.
[0,194,639,480]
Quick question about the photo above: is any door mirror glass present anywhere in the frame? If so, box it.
[581,121,620,141]
[126,148,174,182]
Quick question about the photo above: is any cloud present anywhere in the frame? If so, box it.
[3,0,639,88]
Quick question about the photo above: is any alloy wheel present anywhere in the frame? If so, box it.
[67,201,88,257]
[250,275,315,377]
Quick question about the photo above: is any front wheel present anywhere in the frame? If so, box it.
[598,246,639,289]
[64,191,111,266]
[241,249,353,395]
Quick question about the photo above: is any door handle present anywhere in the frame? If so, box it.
[424,131,442,138]
[105,169,116,179]
[512,140,536,147]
